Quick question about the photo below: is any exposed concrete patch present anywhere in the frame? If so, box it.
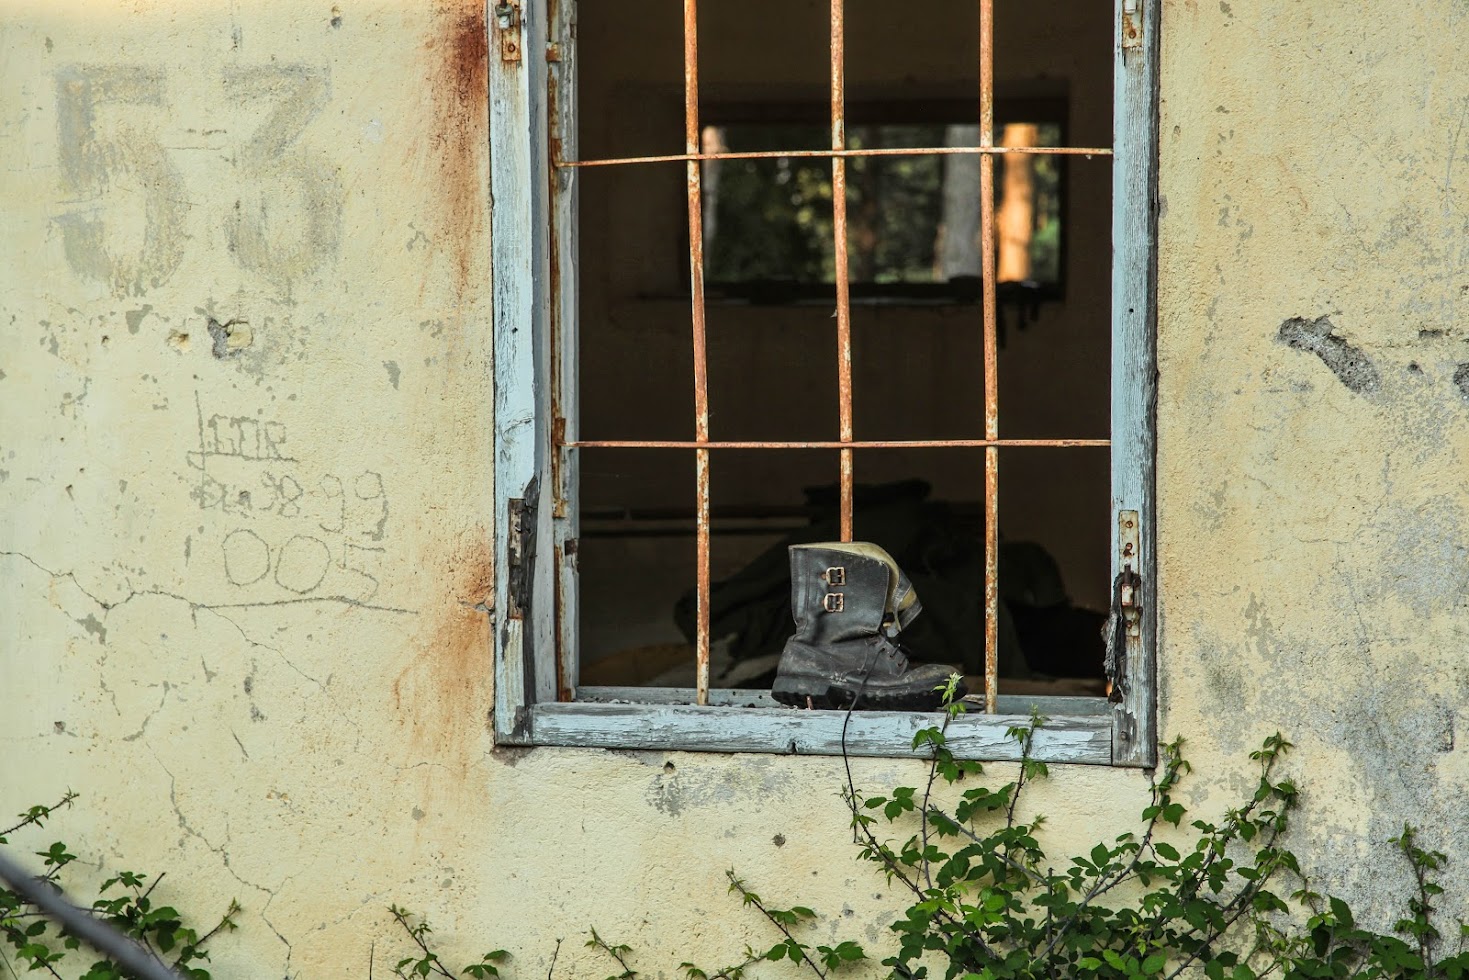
[207,317,253,358]
[1277,315,1381,395]
[75,613,107,644]
[384,360,400,389]
[125,305,154,334]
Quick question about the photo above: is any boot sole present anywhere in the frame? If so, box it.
[771,676,961,712]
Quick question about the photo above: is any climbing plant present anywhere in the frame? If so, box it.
[0,792,239,980]
[6,701,1467,980]
[387,692,1469,980]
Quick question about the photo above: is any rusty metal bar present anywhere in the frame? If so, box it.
[567,438,1109,449]
[830,0,854,542]
[683,0,712,706]
[556,145,1112,169]
[980,0,999,714]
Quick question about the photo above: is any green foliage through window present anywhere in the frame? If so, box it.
[702,123,1064,294]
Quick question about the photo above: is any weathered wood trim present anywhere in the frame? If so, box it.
[530,702,1114,764]
[577,686,1111,718]
[492,0,556,744]
[1110,0,1160,767]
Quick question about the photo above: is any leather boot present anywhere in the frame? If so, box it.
[771,542,966,711]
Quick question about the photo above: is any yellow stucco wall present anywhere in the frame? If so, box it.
[1,0,1467,977]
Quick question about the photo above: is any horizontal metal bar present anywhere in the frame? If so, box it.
[568,438,1109,449]
[559,144,1112,169]
[527,701,1117,764]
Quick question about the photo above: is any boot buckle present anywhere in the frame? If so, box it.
[823,566,846,586]
[823,592,845,613]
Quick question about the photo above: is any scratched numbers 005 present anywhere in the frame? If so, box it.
[188,402,389,603]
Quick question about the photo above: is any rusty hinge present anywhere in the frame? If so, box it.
[1105,510,1143,702]
[494,0,522,63]
[1120,0,1144,51]
[506,482,538,620]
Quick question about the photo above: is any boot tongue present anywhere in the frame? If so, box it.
[889,570,922,633]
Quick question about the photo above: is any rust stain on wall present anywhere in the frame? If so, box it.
[391,529,494,778]
[419,1,489,298]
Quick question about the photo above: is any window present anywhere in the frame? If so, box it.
[488,0,1157,765]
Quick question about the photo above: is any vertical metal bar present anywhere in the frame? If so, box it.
[979,0,999,714]
[684,0,712,706]
[830,0,855,542]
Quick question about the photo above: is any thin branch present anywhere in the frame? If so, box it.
[587,927,636,979]
[0,794,78,841]
[546,937,561,980]
[388,907,456,980]
[727,877,826,979]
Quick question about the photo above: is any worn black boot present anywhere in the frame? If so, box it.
[771,542,966,711]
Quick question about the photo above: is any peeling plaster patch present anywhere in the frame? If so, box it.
[125,305,154,334]
[1453,363,1469,402]
[412,807,425,821]
[76,613,107,644]
[1277,316,1380,395]
[167,330,191,353]
[330,5,343,28]
[207,317,253,358]
[363,118,383,143]
[384,360,401,389]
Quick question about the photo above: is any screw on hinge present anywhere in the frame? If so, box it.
[1121,0,1143,50]
[1117,510,1142,640]
[495,1,522,63]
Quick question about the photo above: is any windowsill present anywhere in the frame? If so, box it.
[512,687,1123,765]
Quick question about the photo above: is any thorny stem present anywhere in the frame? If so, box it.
[388,907,456,980]
[726,874,826,979]
[917,707,957,891]
[588,927,636,979]
[1005,727,1031,829]
[0,793,78,841]
[1031,746,1186,963]
[191,899,241,950]
[838,687,998,961]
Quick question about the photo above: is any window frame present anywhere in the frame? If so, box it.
[488,0,1158,766]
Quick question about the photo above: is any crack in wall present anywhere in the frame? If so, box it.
[5,550,374,750]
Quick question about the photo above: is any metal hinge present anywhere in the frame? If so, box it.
[1105,510,1143,702]
[506,484,538,620]
[494,0,522,63]
[1120,0,1143,51]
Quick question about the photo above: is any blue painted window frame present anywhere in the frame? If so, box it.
[488,0,1158,765]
